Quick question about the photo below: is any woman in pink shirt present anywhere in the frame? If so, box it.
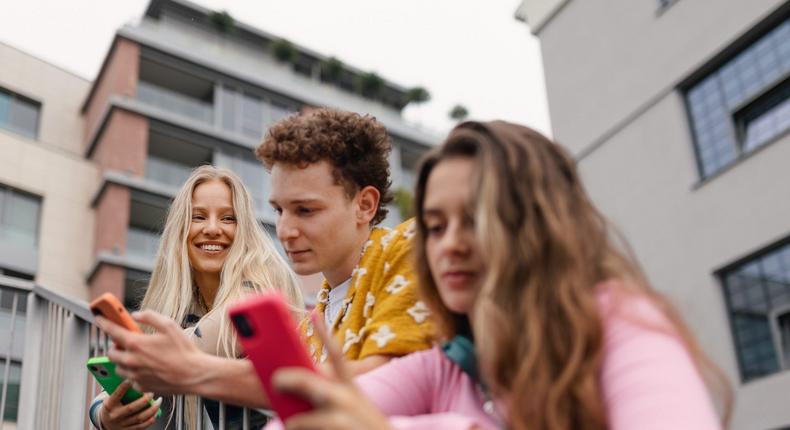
[270,120,732,430]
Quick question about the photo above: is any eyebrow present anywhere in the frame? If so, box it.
[268,198,322,206]
[192,206,235,212]
[421,208,444,217]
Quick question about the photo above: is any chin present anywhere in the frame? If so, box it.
[291,262,320,276]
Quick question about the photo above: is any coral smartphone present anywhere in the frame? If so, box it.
[89,293,142,333]
[86,356,162,418]
[228,293,317,421]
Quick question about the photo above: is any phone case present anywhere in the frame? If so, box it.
[86,356,162,417]
[228,293,317,421]
[89,293,142,333]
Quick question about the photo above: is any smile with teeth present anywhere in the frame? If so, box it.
[200,244,226,251]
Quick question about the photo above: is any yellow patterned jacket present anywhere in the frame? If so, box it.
[300,219,434,362]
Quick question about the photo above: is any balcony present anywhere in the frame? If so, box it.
[137,80,213,125]
[144,155,194,190]
[126,227,160,262]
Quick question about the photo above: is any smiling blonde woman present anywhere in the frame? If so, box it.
[90,165,303,430]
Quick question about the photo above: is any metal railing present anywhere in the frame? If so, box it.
[6,277,261,429]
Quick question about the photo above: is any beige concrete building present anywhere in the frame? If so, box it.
[0,41,96,425]
[0,42,96,299]
[518,0,790,428]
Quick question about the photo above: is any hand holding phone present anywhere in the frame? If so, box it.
[86,356,162,418]
[89,293,142,333]
[228,293,317,421]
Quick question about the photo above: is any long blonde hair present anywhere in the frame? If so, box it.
[141,165,303,357]
[414,121,731,430]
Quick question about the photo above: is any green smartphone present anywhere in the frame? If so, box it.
[86,356,162,418]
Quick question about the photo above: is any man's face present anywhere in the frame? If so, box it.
[269,160,361,278]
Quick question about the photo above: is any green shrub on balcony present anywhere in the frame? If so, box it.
[449,104,469,121]
[405,86,431,105]
[209,11,236,33]
[356,72,385,99]
[272,38,297,63]
[320,57,344,83]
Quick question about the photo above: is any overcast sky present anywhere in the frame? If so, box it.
[0,0,551,138]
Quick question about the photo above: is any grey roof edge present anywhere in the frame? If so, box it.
[144,0,411,93]
[117,26,439,147]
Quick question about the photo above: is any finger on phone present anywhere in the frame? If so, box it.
[118,392,154,418]
[310,314,351,384]
[120,396,162,426]
[107,380,131,405]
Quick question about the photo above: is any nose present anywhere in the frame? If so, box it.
[203,216,222,236]
[440,221,472,257]
[276,212,299,242]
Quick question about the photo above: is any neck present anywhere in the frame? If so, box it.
[323,226,372,288]
[194,272,221,311]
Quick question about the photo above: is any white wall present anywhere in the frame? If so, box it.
[535,0,790,428]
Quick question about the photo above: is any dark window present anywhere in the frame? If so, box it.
[0,361,22,422]
[722,239,790,381]
[0,87,40,139]
[685,17,790,179]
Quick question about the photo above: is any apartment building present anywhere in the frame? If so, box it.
[81,0,435,308]
[517,0,790,428]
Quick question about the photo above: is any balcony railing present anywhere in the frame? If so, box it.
[6,277,261,429]
[137,81,214,125]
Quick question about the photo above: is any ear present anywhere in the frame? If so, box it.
[355,186,381,226]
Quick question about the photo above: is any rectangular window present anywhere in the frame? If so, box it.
[0,187,41,249]
[0,87,40,139]
[220,86,295,138]
[684,16,790,179]
[721,239,790,381]
[241,94,264,139]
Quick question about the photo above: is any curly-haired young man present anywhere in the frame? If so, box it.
[259,108,433,374]
[98,108,433,410]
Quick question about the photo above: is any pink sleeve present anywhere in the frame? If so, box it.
[389,413,489,430]
[354,349,437,416]
[600,294,722,430]
[264,412,487,430]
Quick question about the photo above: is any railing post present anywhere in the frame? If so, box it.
[59,312,91,428]
[16,293,44,429]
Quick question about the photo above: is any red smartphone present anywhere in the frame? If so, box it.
[89,293,142,333]
[228,293,317,421]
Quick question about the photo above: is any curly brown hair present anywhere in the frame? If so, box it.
[256,108,393,225]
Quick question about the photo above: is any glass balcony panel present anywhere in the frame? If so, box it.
[137,81,214,124]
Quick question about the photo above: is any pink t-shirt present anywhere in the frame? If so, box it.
[266,286,722,430]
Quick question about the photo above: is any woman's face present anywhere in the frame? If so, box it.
[187,179,237,277]
[423,157,485,315]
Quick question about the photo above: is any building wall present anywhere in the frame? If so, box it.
[83,38,140,147]
[535,0,790,428]
[0,43,96,300]
[539,0,785,154]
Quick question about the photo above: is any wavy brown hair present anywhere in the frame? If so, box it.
[256,107,393,225]
[414,120,731,430]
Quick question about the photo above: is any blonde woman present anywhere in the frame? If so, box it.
[90,165,303,430]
